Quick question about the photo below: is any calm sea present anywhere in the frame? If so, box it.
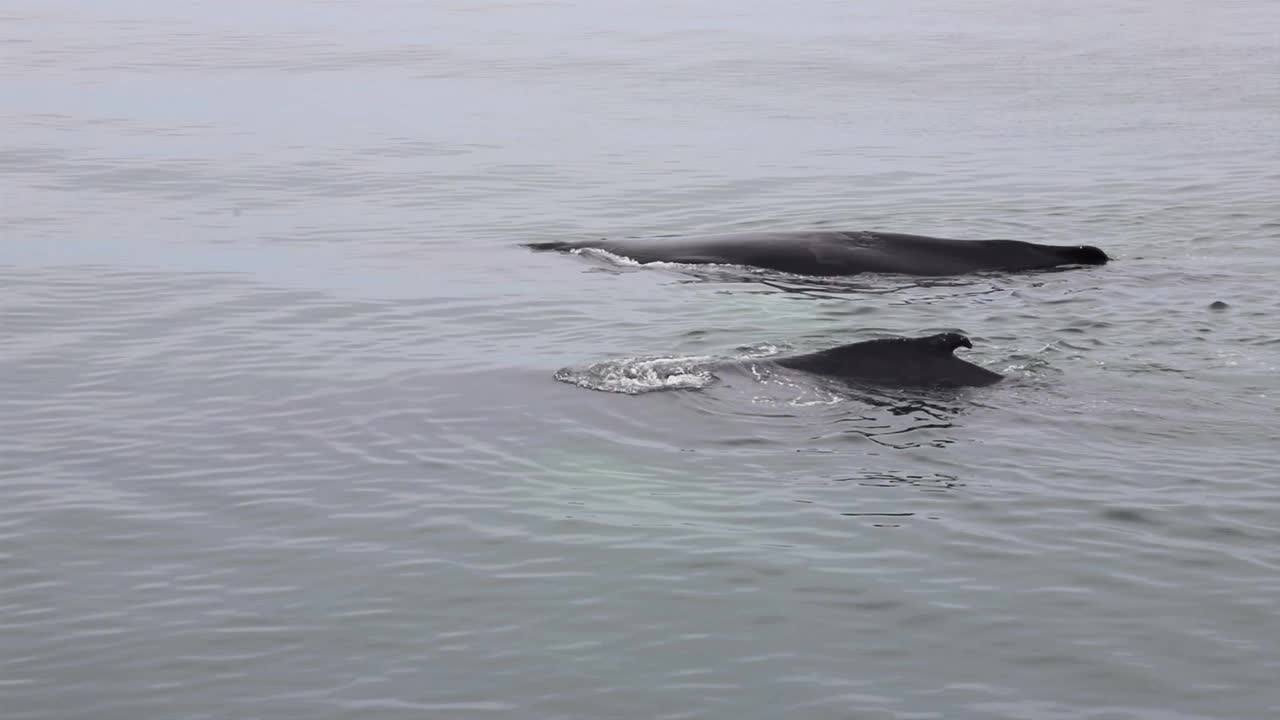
[3,1,1279,718]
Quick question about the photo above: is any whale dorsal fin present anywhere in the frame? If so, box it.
[920,333,973,354]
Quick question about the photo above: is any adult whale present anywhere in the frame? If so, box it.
[770,333,1003,388]
[524,230,1109,277]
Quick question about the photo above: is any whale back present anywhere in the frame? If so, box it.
[852,234,1110,274]
[775,333,1003,388]
[1059,244,1110,265]
[525,231,1109,277]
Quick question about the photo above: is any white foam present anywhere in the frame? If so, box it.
[554,355,717,395]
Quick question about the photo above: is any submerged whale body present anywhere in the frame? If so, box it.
[525,230,1109,277]
[772,333,1003,388]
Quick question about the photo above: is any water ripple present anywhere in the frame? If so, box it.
[4,0,1280,718]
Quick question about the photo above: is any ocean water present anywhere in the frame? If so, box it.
[2,1,1279,718]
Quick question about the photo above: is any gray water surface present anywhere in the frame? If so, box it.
[3,1,1280,719]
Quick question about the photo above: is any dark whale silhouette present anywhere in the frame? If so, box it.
[771,333,1003,388]
[525,230,1109,277]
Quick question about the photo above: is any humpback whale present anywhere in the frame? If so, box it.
[525,230,1109,277]
[771,333,1003,388]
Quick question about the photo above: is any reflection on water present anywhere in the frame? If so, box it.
[830,393,968,450]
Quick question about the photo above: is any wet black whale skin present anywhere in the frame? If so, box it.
[772,333,1004,388]
[525,230,1110,277]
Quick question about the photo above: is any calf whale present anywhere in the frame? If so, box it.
[525,230,1109,277]
[771,333,1003,388]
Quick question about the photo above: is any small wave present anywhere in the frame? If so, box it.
[566,247,1024,300]
[554,355,717,394]
[570,247,645,268]
[732,342,788,359]
[569,247,770,281]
